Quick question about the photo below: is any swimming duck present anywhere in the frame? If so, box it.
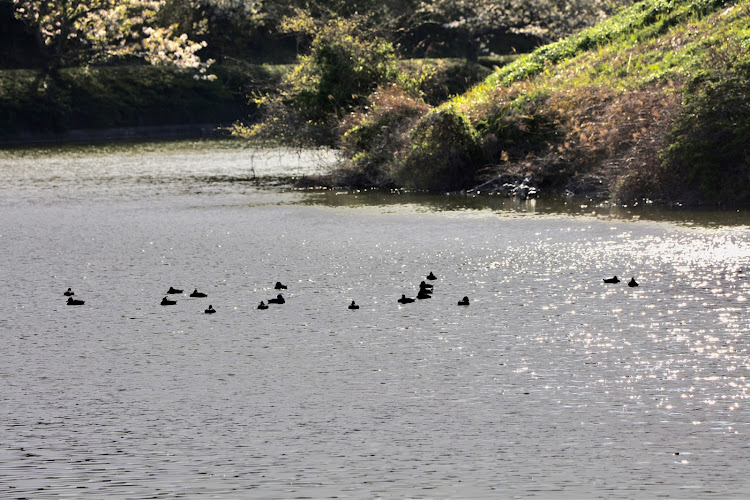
[67,297,85,305]
[426,272,437,280]
[417,290,432,299]
[268,294,285,304]
[204,305,216,314]
[274,282,287,290]
[628,277,639,287]
[458,296,470,306]
[167,286,183,294]
[63,288,74,296]
[348,300,360,310]
[161,297,177,305]
[398,294,415,304]
[419,281,433,290]
[257,301,268,310]
[603,276,620,284]
[190,289,207,297]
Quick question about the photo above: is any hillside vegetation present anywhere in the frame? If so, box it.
[337,0,750,205]
[0,57,495,142]
[0,63,289,140]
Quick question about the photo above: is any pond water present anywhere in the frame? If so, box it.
[1,140,749,499]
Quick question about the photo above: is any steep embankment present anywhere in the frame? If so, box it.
[340,0,749,205]
[450,0,750,205]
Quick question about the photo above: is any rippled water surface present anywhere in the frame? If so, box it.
[1,141,749,498]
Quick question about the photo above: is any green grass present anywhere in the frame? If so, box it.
[455,0,748,110]
[435,0,750,204]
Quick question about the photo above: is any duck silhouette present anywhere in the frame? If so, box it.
[628,277,639,287]
[63,288,74,296]
[274,282,287,290]
[417,290,432,299]
[204,305,216,314]
[167,286,183,294]
[398,294,415,304]
[268,294,285,304]
[257,301,269,310]
[426,272,437,280]
[458,296,470,306]
[603,276,620,284]
[190,289,207,297]
[419,281,433,290]
[161,297,177,305]
[67,297,85,305]
[348,300,360,310]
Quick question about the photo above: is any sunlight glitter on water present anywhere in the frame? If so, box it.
[1,141,750,498]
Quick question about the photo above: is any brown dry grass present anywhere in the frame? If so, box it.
[487,82,683,200]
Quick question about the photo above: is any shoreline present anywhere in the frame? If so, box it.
[0,123,231,148]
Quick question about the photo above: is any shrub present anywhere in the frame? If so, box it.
[241,12,399,147]
[339,85,431,186]
[393,108,481,191]
[663,48,750,204]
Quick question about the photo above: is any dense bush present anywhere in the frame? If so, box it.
[240,13,399,147]
[663,45,750,204]
[338,85,431,186]
[401,59,494,105]
[392,108,481,191]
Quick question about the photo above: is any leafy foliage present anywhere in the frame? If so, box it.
[663,35,750,204]
[160,0,265,62]
[393,107,481,191]
[432,0,748,202]
[416,0,633,61]
[337,84,431,187]
[13,0,211,74]
[235,11,399,146]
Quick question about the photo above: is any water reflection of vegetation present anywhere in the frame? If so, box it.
[297,189,750,227]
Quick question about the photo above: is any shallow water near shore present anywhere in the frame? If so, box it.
[1,140,749,498]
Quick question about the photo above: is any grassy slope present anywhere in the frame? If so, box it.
[445,0,750,204]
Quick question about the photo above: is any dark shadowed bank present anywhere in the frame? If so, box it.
[0,63,285,146]
[0,124,230,147]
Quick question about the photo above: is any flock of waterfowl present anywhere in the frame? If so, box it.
[63,272,638,312]
[61,272,474,313]
[604,276,639,287]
